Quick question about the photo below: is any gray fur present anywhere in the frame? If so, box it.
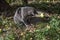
[13,7,38,27]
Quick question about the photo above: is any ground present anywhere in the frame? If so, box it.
[0,11,60,40]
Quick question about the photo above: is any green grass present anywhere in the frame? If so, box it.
[0,15,60,40]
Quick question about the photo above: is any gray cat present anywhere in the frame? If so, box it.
[13,6,38,27]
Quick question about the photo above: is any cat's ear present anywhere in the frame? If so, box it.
[34,8,38,15]
[17,7,21,14]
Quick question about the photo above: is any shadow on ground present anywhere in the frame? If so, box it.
[30,17,50,25]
